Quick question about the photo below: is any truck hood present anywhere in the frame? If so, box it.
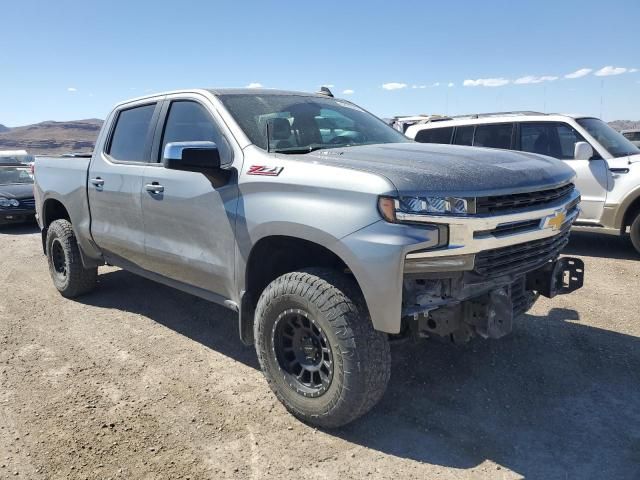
[297,143,575,196]
[0,183,34,199]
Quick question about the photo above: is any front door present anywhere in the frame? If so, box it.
[518,122,608,221]
[141,97,239,300]
[88,101,160,265]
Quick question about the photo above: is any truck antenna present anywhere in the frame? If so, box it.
[317,86,334,97]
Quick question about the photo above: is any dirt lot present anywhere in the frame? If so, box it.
[0,224,639,479]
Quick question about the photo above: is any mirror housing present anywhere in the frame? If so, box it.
[574,141,594,161]
[163,141,221,172]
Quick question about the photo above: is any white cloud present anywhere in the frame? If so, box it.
[382,82,408,90]
[565,68,592,79]
[630,68,638,73]
[514,75,558,85]
[594,66,627,77]
[246,82,263,88]
[342,89,354,95]
[463,78,510,87]
[432,82,440,87]
[67,87,77,92]
[448,82,455,87]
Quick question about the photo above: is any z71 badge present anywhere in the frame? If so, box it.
[247,165,284,176]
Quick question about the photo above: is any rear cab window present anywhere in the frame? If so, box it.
[107,104,157,162]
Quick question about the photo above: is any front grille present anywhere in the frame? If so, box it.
[474,227,571,278]
[476,183,574,214]
[18,198,35,209]
[475,219,541,238]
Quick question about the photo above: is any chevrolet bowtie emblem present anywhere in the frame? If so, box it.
[547,210,566,231]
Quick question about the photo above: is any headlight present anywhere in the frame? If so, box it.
[378,195,473,223]
[0,197,19,208]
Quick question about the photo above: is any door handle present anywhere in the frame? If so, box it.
[145,183,165,194]
[609,167,630,174]
[90,177,104,187]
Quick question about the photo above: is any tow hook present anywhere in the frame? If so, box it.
[526,257,585,298]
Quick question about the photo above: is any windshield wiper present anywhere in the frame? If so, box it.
[273,144,331,154]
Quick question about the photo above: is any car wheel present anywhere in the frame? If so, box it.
[254,268,391,428]
[46,219,97,298]
[630,212,640,255]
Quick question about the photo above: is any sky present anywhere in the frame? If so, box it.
[1,0,639,126]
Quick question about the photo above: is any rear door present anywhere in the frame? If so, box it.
[518,122,608,221]
[88,100,161,265]
[141,94,239,300]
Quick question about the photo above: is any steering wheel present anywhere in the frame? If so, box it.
[329,134,358,145]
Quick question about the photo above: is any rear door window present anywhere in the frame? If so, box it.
[473,124,513,149]
[107,104,156,162]
[414,127,454,144]
[453,126,474,146]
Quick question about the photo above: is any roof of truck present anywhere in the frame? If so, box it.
[115,88,333,108]
[207,88,324,97]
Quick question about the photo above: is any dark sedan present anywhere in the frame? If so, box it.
[0,163,36,225]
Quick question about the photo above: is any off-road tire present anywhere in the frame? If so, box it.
[630,212,640,255]
[46,219,97,298]
[254,268,391,428]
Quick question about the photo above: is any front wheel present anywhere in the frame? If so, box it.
[630,212,640,255]
[254,269,391,428]
[46,219,97,298]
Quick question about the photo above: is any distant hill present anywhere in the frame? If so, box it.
[0,119,103,155]
[0,117,638,156]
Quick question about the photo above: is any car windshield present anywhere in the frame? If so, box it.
[0,166,34,185]
[576,118,640,158]
[218,94,409,153]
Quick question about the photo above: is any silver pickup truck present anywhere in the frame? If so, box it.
[34,88,584,427]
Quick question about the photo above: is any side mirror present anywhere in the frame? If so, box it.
[163,141,221,172]
[574,141,594,161]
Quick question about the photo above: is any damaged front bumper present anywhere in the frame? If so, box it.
[403,256,584,342]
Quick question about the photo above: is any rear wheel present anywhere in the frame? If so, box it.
[630,212,640,255]
[46,219,97,298]
[254,269,391,428]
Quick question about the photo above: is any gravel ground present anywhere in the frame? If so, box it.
[1,224,639,479]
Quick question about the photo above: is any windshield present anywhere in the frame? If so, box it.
[218,94,409,153]
[0,166,34,185]
[576,118,640,158]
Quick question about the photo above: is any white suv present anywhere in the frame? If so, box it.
[405,112,640,254]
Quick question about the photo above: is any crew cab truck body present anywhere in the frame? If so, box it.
[406,112,640,254]
[35,89,584,427]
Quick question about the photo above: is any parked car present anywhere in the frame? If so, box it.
[622,129,640,148]
[35,89,584,427]
[0,162,36,225]
[0,150,35,165]
[406,112,640,254]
